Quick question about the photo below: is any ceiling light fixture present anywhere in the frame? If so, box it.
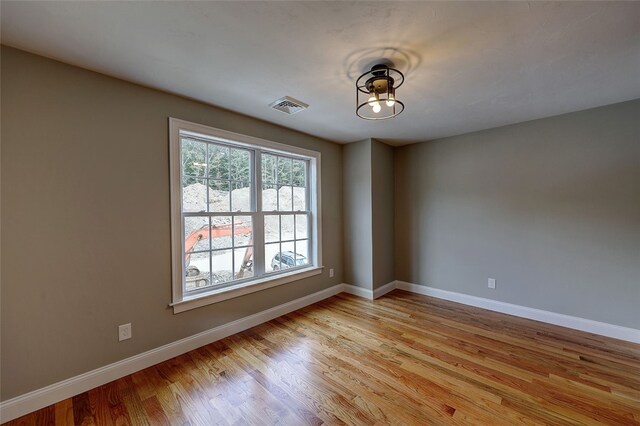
[356,63,404,120]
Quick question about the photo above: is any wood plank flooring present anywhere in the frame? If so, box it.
[4,290,640,425]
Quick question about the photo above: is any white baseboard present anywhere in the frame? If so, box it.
[395,281,640,344]
[342,281,395,300]
[4,280,639,422]
[0,284,345,423]
[342,283,373,299]
[373,281,396,299]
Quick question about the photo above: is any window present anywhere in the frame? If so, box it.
[169,118,322,312]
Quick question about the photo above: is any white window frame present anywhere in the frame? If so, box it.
[169,118,323,313]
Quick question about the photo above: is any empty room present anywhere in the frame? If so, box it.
[1,1,639,425]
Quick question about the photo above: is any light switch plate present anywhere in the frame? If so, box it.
[118,323,132,341]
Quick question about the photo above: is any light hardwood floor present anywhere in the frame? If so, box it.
[4,290,640,425]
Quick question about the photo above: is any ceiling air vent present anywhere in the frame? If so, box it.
[269,96,309,115]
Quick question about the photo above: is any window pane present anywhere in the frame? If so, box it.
[211,249,233,285]
[230,149,250,181]
[208,180,230,212]
[231,181,251,212]
[262,184,278,211]
[211,216,233,249]
[295,240,309,266]
[181,139,207,177]
[208,145,229,180]
[281,215,294,241]
[281,241,307,269]
[292,160,306,187]
[277,157,292,185]
[281,241,294,262]
[293,186,307,211]
[265,242,280,272]
[185,253,210,292]
[264,215,279,243]
[184,216,210,253]
[234,247,254,280]
[233,216,253,247]
[295,214,308,240]
[278,186,293,211]
[262,153,277,184]
[182,177,207,213]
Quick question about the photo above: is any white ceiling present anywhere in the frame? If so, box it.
[2,1,639,145]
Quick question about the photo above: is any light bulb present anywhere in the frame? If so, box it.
[386,96,395,107]
[386,88,396,107]
[368,95,381,113]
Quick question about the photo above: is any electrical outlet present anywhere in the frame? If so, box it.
[329,268,334,278]
[488,278,496,289]
[118,323,132,341]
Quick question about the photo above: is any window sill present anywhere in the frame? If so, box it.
[170,266,324,314]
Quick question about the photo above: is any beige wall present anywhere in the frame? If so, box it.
[342,139,372,288]
[0,46,344,400]
[395,100,640,328]
[342,139,395,290]
[371,139,395,289]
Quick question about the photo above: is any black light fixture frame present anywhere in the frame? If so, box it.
[356,64,405,120]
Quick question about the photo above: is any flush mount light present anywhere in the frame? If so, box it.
[356,63,404,120]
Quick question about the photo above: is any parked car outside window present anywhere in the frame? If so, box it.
[271,251,307,271]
